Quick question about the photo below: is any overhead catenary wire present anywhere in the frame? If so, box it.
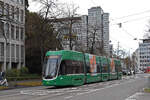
[109,9,150,55]
[86,2,146,53]
[121,28,136,39]
[110,16,150,26]
[122,16,150,23]
[90,0,96,5]
[110,16,148,41]
[112,9,150,20]
[110,36,133,49]
[114,16,150,24]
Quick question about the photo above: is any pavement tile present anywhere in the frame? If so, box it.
[136,93,150,100]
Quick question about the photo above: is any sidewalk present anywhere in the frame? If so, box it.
[127,91,150,100]
[136,75,150,100]
[0,79,42,90]
[136,92,150,100]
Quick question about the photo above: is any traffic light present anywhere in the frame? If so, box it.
[118,23,122,28]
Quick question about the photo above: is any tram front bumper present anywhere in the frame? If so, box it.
[42,79,56,86]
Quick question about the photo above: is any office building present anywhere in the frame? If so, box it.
[53,6,110,55]
[139,38,150,70]
[0,0,25,71]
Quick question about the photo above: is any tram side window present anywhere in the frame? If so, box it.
[102,63,108,73]
[97,63,100,73]
[86,62,90,73]
[117,65,122,72]
[115,64,118,72]
[114,63,121,72]
[59,60,84,75]
[86,62,100,73]
[59,61,67,75]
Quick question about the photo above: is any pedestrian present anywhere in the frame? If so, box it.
[2,71,5,77]
[0,71,8,86]
[0,72,3,80]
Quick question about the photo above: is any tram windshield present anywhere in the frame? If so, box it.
[43,56,60,79]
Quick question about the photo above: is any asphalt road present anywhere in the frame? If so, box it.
[0,74,149,100]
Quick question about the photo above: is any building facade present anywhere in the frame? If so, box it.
[88,7,110,55]
[132,49,140,72]
[53,17,83,51]
[0,0,25,71]
[139,38,150,71]
[54,6,110,55]
[102,13,110,55]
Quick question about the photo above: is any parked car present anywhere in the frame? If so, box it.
[122,70,128,75]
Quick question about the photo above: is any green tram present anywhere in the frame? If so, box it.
[42,50,122,86]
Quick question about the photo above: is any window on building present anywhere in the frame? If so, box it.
[17,0,19,3]
[16,45,19,59]
[5,23,9,38]
[16,26,19,40]
[0,21,4,38]
[21,46,24,59]
[11,25,15,39]
[5,3,9,18]
[0,1,4,16]
[0,43,4,57]
[11,44,15,58]
[20,10,24,22]
[11,6,15,19]
[20,27,24,40]
[6,44,10,58]
[20,0,24,5]
[16,8,19,21]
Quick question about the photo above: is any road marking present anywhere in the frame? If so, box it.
[20,87,80,96]
[68,79,138,98]
[20,90,59,96]
[0,93,21,98]
[65,96,73,99]
[20,90,48,96]
[125,92,144,100]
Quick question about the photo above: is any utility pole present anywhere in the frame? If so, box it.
[117,42,120,58]
[69,17,73,50]
[101,14,104,56]
[128,48,132,72]
[86,16,89,52]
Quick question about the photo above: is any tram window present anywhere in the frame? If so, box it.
[115,64,118,72]
[102,63,108,73]
[59,61,66,75]
[97,63,100,73]
[86,62,90,73]
[117,65,122,72]
[59,60,84,75]
[86,62,100,73]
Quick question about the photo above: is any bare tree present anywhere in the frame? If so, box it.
[144,20,150,39]
[52,3,80,50]
[31,0,64,65]
[32,0,62,19]
[88,25,98,54]
[87,23,104,55]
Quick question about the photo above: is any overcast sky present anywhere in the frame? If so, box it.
[28,0,150,54]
